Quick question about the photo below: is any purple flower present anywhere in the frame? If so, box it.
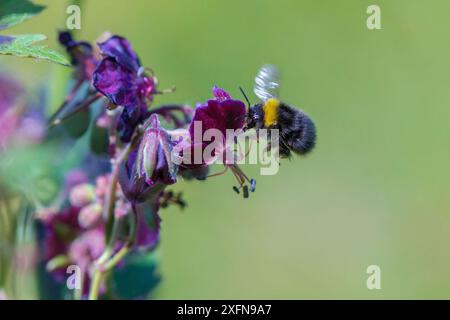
[177,86,246,167]
[97,36,141,76]
[93,36,157,142]
[188,86,246,140]
[119,114,177,203]
[116,114,180,251]
[185,86,255,197]
[136,114,178,186]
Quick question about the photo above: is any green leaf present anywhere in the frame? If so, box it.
[110,252,161,299]
[36,261,70,300]
[90,125,109,155]
[0,34,70,66]
[0,1,70,66]
[63,106,91,138]
[0,0,45,30]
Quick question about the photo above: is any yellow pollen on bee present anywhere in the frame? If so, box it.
[262,98,280,127]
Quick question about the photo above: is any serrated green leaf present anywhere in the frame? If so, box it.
[0,34,70,66]
[0,0,45,30]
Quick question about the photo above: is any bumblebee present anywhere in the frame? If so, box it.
[244,65,316,158]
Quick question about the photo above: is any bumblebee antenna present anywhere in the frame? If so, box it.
[239,86,251,109]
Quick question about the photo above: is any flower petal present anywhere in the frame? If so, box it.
[189,99,225,137]
[212,85,232,102]
[98,35,141,72]
[134,202,161,250]
[221,99,246,130]
[117,105,149,143]
[93,57,139,107]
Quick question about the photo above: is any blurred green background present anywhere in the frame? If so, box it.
[4,0,450,299]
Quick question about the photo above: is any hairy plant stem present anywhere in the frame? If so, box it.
[105,205,138,270]
[87,204,138,300]
[88,269,102,300]
[88,133,141,300]
[101,133,140,259]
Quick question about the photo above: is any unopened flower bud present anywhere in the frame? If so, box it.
[69,183,96,207]
[136,114,178,186]
[78,203,102,228]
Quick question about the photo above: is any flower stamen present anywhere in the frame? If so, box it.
[229,164,256,199]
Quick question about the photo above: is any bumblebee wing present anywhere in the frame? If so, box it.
[254,64,280,100]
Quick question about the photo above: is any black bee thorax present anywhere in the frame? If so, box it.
[247,104,265,129]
